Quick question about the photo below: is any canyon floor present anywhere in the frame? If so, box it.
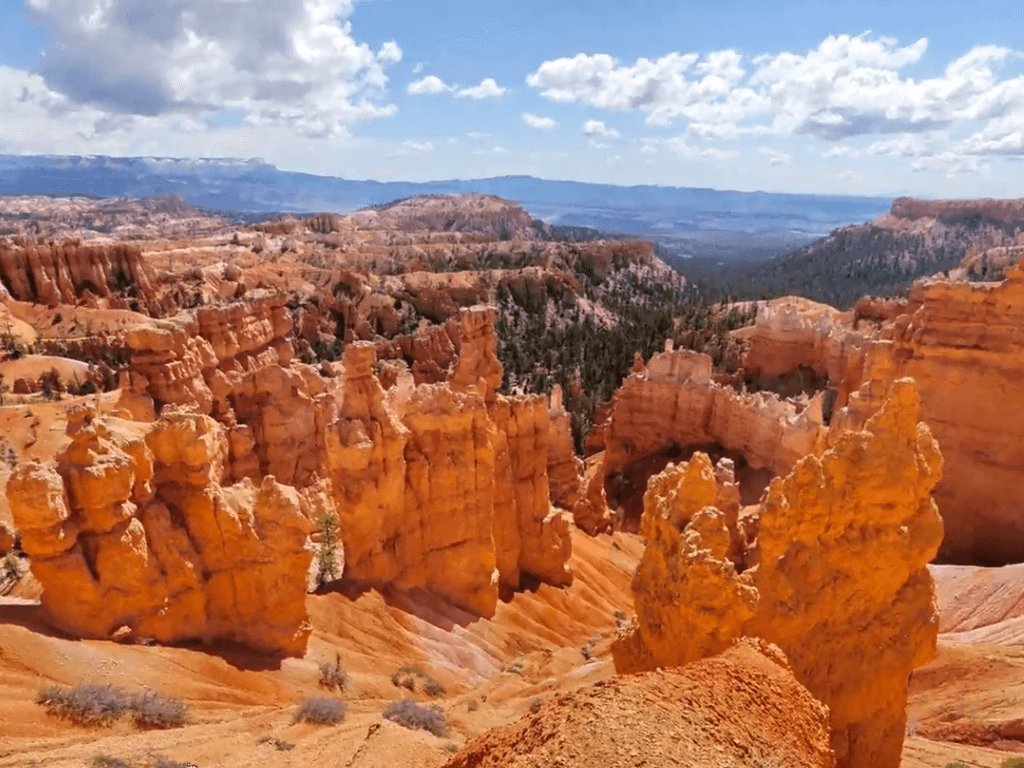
[1,536,1022,768]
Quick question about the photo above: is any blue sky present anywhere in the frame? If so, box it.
[1,0,1023,196]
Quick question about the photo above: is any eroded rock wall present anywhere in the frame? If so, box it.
[603,347,828,480]
[843,264,1024,564]
[0,241,153,307]
[113,299,576,619]
[613,379,944,768]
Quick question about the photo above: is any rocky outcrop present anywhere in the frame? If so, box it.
[738,297,869,404]
[546,385,584,512]
[6,406,315,655]
[841,261,1024,565]
[0,241,153,306]
[603,347,829,480]
[445,638,835,768]
[324,308,572,613]
[612,379,944,768]
[121,297,573,617]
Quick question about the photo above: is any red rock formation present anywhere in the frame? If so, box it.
[6,406,315,654]
[613,379,944,768]
[841,261,1024,564]
[0,241,153,306]
[603,347,828,480]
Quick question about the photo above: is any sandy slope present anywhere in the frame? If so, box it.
[0,531,642,767]
[4,527,1024,767]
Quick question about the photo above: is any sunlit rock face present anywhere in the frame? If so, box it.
[613,379,944,768]
[7,406,315,655]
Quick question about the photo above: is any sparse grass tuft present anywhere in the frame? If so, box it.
[293,696,346,725]
[38,683,130,726]
[91,756,133,768]
[383,699,448,737]
[128,690,188,729]
[38,683,188,730]
[390,665,445,697]
[318,652,348,691]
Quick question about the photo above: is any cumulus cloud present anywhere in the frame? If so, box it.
[408,75,451,95]
[583,119,620,139]
[457,78,506,100]
[527,33,1024,168]
[23,0,401,138]
[759,147,790,166]
[522,112,557,130]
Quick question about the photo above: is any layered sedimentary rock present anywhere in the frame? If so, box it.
[846,263,1024,564]
[120,298,575,617]
[0,241,153,306]
[730,267,1024,566]
[603,346,828,480]
[324,309,572,613]
[612,379,944,768]
[6,406,315,654]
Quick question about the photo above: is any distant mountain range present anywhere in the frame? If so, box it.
[0,154,892,265]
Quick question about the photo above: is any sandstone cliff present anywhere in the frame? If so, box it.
[6,405,315,654]
[730,272,1024,566]
[843,261,1024,565]
[612,379,944,768]
[326,309,573,612]
[121,296,575,619]
[0,241,153,306]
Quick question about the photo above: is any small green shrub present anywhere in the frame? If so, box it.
[38,683,130,726]
[293,696,346,725]
[383,699,448,737]
[315,512,340,586]
[466,698,479,712]
[529,698,542,713]
[1000,758,1024,768]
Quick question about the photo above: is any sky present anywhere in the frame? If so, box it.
[0,0,1023,197]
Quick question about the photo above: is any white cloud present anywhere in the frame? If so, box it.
[522,112,557,130]
[526,33,1024,167]
[759,147,790,166]
[392,139,434,156]
[407,75,451,95]
[583,119,620,139]
[377,41,403,65]
[412,63,425,75]
[457,78,506,100]
[23,0,402,138]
